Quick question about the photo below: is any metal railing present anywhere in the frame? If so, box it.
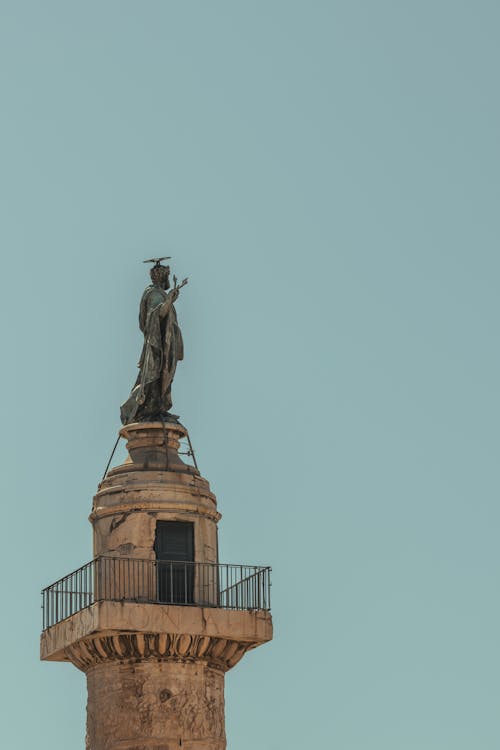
[41,556,271,630]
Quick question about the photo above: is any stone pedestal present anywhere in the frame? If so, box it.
[91,422,220,565]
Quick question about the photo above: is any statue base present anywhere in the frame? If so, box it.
[136,410,181,425]
[113,421,198,475]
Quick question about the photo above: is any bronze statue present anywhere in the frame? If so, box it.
[120,258,188,424]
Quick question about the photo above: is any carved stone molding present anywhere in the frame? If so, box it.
[65,632,253,673]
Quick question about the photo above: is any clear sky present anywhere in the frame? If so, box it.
[1,2,499,748]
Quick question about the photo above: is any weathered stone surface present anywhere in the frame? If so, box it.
[86,660,225,750]
[91,423,220,563]
[117,422,193,472]
[65,632,251,673]
[40,601,273,664]
[41,421,273,750]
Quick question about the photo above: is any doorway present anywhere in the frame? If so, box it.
[154,521,194,604]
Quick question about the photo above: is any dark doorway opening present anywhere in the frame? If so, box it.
[154,521,194,604]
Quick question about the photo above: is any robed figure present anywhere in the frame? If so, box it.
[121,261,187,425]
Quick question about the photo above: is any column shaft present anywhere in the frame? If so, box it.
[86,659,226,750]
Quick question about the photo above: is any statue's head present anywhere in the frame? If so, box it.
[150,263,170,289]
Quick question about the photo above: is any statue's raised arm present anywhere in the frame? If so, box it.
[120,259,187,425]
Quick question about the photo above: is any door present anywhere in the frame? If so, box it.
[154,521,194,604]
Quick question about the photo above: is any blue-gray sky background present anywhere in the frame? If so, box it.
[1,2,499,748]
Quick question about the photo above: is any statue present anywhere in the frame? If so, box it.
[120,258,188,425]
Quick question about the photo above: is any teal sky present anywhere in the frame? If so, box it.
[1,2,499,748]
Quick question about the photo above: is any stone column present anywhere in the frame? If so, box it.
[85,658,225,750]
[40,421,273,750]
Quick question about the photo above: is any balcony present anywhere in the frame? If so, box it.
[41,556,272,630]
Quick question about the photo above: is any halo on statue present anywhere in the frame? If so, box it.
[143,256,172,266]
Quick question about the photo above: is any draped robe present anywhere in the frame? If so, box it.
[120,285,184,425]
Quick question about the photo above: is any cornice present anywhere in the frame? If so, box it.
[65,632,253,673]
